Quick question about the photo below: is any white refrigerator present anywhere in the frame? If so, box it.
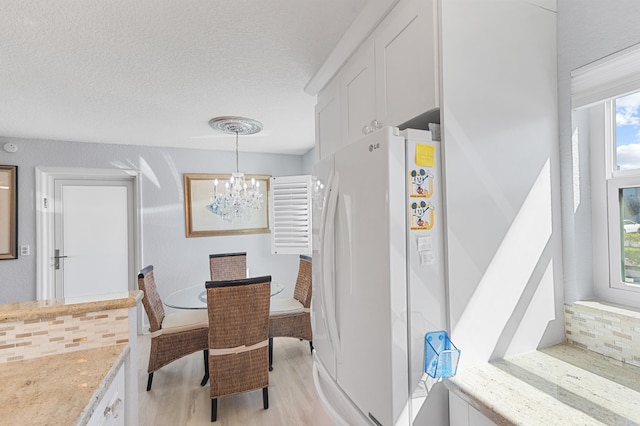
[312,126,449,426]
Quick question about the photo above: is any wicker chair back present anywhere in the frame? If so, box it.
[205,275,271,400]
[209,252,247,281]
[137,265,165,332]
[293,255,312,308]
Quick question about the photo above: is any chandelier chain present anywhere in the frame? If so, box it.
[235,131,239,173]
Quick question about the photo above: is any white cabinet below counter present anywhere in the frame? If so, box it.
[449,392,496,426]
[87,361,126,426]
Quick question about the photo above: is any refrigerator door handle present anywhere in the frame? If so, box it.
[322,172,341,359]
[317,170,333,345]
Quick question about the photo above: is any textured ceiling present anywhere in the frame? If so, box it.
[0,0,366,154]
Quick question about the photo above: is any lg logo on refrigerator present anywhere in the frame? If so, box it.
[368,143,380,152]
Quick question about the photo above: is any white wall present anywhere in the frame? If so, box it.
[558,0,640,303]
[0,136,304,304]
[441,0,564,368]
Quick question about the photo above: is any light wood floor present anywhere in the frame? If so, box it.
[137,334,332,425]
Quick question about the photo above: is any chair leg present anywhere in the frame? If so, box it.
[309,341,314,353]
[211,399,218,422]
[263,387,269,410]
[268,337,273,371]
[201,349,209,386]
[146,372,154,391]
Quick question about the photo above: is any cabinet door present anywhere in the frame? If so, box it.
[375,0,438,126]
[340,42,376,144]
[449,392,497,426]
[86,364,125,425]
[316,77,341,160]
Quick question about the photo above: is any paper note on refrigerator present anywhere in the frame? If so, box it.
[415,144,435,167]
[420,250,436,265]
[417,236,433,251]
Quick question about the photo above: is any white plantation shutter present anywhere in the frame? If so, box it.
[269,175,312,255]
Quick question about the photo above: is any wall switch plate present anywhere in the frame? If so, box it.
[20,245,30,256]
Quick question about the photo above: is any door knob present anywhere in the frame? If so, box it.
[54,249,68,270]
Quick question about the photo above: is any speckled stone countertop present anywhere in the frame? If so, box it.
[445,343,640,425]
[0,344,129,425]
[0,290,143,323]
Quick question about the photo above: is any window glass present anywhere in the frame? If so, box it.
[620,187,640,286]
[615,92,640,171]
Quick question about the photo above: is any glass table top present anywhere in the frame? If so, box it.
[164,281,284,309]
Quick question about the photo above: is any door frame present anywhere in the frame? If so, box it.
[35,167,142,301]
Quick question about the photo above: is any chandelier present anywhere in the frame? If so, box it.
[206,116,264,223]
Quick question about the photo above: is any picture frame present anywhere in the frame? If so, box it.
[184,173,270,237]
[0,165,17,259]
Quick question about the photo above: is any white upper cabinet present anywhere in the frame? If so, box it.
[340,43,376,145]
[316,77,341,160]
[375,0,439,127]
[315,0,438,158]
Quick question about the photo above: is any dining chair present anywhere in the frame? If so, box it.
[205,275,272,422]
[209,252,247,281]
[137,265,209,391]
[268,255,312,371]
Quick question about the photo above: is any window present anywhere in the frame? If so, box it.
[614,92,640,171]
[571,42,640,307]
[611,94,640,288]
[606,93,640,295]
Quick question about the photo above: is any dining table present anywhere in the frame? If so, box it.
[164,280,285,310]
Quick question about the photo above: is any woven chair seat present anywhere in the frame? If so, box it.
[269,298,305,316]
[157,310,208,335]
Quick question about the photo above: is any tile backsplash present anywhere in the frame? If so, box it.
[564,301,640,368]
[0,307,129,363]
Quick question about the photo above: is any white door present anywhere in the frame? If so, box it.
[54,179,133,298]
[36,168,140,302]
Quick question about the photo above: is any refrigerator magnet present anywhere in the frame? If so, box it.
[409,169,434,198]
[410,200,435,231]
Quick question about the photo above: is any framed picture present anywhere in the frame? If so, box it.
[0,165,17,259]
[184,173,270,237]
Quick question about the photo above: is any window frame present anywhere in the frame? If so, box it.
[603,97,640,299]
[571,41,640,308]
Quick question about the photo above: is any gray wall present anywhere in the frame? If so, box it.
[0,136,305,304]
[302,147,315,175]
[558,0,640,303]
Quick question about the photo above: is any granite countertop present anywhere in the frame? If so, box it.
[0,344,129,425]
[445,343,640,425]
[0,290,143,323]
